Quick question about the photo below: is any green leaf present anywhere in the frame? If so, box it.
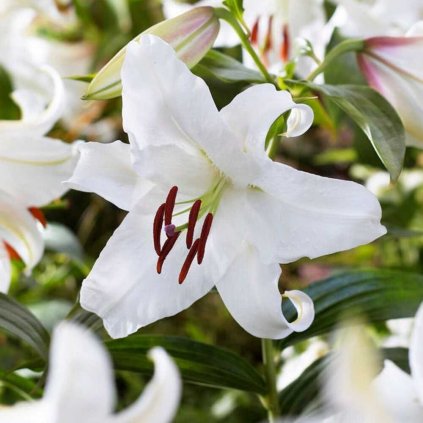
[300,82,405,181]
[0,369,43,401]
[107,335,266,393]
[280,270,423,349]
[279,347,409,415]
[0,294,50,360]
[193,50,264,84]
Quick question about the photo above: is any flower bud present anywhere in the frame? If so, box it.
[358,26,423,146]
[84,7,219,100]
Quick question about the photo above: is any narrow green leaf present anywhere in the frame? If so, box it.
[107,335,266,393]
[0,369,43,400]
[0,294,50,360]
[193,50,264,83]
[280,270,423,349]
[303,83,405,181]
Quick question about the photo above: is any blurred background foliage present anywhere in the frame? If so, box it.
[1,0,423,421]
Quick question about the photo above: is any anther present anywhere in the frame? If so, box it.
[280,24,290,62]
[157,232,180,274]
[179,239,200,284]
[28,207,47,228]
[153,203,165,255]
[264,16,273,52]
[197,213,213,265]
[186,200,202,249]
[4,242,20,260]
[164,186,178,226]
[251,19,259,45]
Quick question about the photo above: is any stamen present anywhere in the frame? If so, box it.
[264,16,273,53]
[179,239,200,284]
[197,213,213,265]
[153,203,165,255]
[4,242,20,260]
[164,224,176,238]
[251,19,259,45]
[164,186,178,226]
[186,199,202,249]
[280,24,290,62]
[157,232,180,274]
[28,207,47,228]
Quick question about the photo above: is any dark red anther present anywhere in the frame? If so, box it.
[153,203,166,256]
[28,207,47,228]
[179,239,200,284]
[264,16,273,53]
[280,24,290,62]
[251,19,259,45]
[164,186,178,226]
[186,200,202,249]
[197,213,213,265]
[4,242,20,260]
[156,232,180,274]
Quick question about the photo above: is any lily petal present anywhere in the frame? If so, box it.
[80,199,214,339]
[0,191,44,273]
[112,347,181,423]
[215,245,314,339]
[66,141,140,211]
[122,35,260,188]
[373,360,422,422]
[0,66,65,137]
[0,242,11,293]
[44,323,116,423]
[410,303,423,404]
[251,161,386,263]
[0,136,77,207]
[220,84,313,155]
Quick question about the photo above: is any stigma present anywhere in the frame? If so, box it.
[153,186,214,284]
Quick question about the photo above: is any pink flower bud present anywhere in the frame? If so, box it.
[84,7,219,100]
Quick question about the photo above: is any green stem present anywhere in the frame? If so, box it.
[262,338,280,422]
[214,8,275,84]
[306,38,365,81]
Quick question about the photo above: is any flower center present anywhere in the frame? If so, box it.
[152,178,226,284]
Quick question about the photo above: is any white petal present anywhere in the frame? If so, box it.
[0,401,49,423]
[44,322,116,423]
[112,347,181,423]
[0,243,11,293]
[0,191,44,273]
[80,198,214,339]
[122,35,259,188]
[251,161,386,263]
[373,360,423,422]
[220,84,313,156]
[0,136,77,207]
[131,144,217,199]
[215,245,314,339]
[0,66,65,137]
[66,141,140,211]
[410,303,423,404]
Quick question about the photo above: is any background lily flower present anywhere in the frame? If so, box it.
[0,67,78,291]
[67,35,385,340]
[0,322,181,423]
[358,23,423,147]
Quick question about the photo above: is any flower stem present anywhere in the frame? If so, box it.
[261,338,280,422]
[214,8,275,84]
[306,38,365,81]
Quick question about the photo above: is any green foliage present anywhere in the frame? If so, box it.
[108,335,266,393]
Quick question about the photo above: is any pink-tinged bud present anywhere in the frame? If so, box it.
[358,32,423,146]
[84,7,219,100]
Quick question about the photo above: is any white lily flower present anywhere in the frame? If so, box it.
[331,0,423,37]
[0,322,181,423]
[67,35,385,340]
[0,67,78,291]
[358,23,423,147]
